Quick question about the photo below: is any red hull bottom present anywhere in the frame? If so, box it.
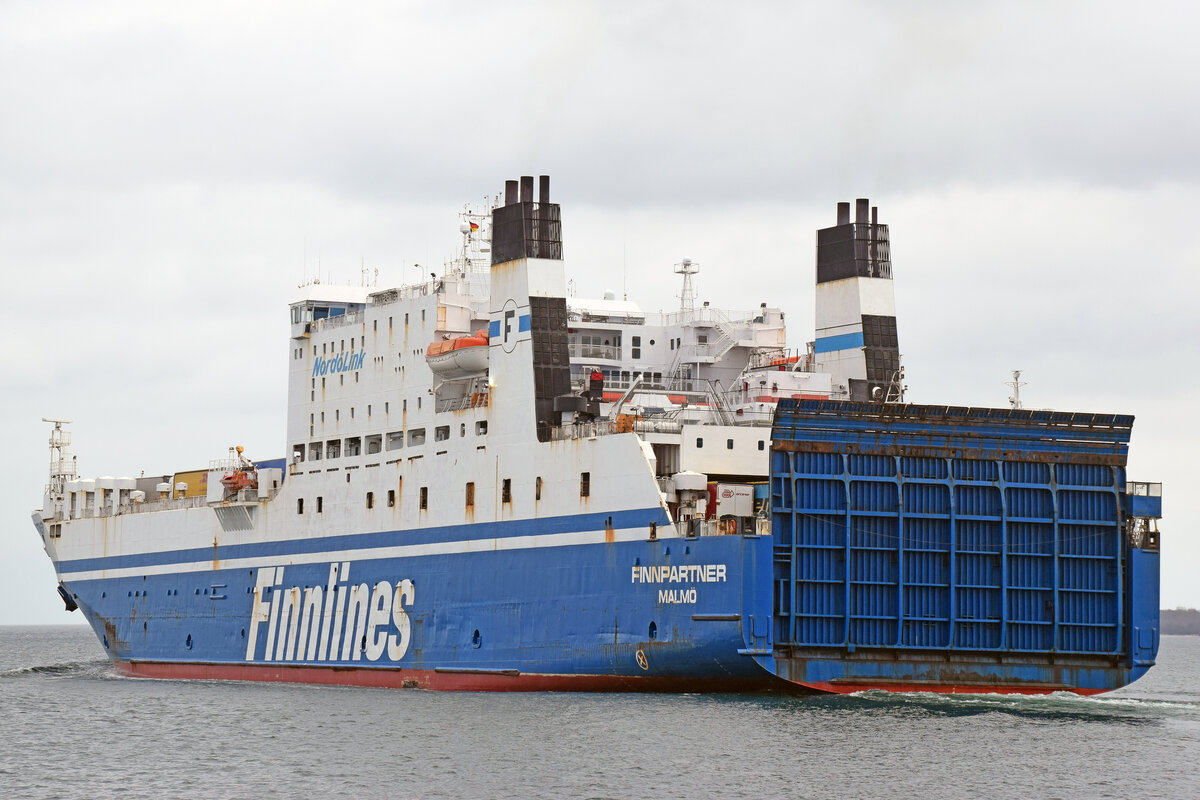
[114,661,786,693]
[799,680,1106,696]
[114,662,1104,696]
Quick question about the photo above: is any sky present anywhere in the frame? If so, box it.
[2,0,1197,625]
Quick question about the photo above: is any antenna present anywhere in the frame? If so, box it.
[42,418,76,507]
[1006,370,1027,409]
[623,242,628,301]
[675,258,699,320]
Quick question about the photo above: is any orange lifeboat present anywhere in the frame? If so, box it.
[426,330,489,378]
[220,470,258,493]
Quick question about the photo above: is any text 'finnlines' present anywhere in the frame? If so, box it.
[246,562,414,663]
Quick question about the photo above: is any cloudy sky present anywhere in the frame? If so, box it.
[2,0,1197,625]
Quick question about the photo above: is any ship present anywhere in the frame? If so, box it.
[32,176,1163,694]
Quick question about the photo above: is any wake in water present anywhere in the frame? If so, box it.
[0,660,117,681]
[832,687,1200,724]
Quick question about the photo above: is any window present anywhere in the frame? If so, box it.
[386,432,404,451]
[460,423,466,437]
[631,335,641,359]
[368,404,372,417]
[536,476,542,501]
[385,402,389,413]
[697,334,708,345]
[419,487,428,510]
[340,375,343,386]
[405,313,409,324]
[408,428,426,447]
[387,489,396,507]
[309,442,322,461]
[335,409,340,421]
[316,496,324,513]
[297,498,304,514]
[421,310,425,322]
[366,492,374,509]
[580,472,590,498]
[435,425,450,442]
[465,482,475,507]
[476,421,488,435]
[696,437,704,448]
[727,439,734,450]
[389,316,392,329]
[373,320,377,331]
[758,440,765,451]
[502,479,512,503]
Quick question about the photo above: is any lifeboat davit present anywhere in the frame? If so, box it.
[426,330,489,378]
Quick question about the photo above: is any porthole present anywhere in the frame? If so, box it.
[648,621,657,641]
[471,629,482,649]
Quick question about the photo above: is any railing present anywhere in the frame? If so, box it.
[568,343,622,360]
[547,419,615,442]
[643,306,762,328]
[436,392,489,413]
[311,310,363,333]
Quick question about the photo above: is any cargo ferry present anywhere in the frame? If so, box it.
[33,176,1162,693]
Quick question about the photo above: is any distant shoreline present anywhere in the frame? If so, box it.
[6,611,1200,634]
[1161,609,1200,635]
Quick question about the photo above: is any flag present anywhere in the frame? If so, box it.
[469,222,480,232]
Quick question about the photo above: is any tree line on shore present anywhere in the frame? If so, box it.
[1162,608,1200,635]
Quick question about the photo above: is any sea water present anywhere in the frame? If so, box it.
[2,626,1198,799]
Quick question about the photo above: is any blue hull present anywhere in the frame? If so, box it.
[63,528,785,691]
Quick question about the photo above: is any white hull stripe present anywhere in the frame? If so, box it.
[59,526,654,582]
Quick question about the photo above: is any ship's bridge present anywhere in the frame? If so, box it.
[289,285,371,339]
